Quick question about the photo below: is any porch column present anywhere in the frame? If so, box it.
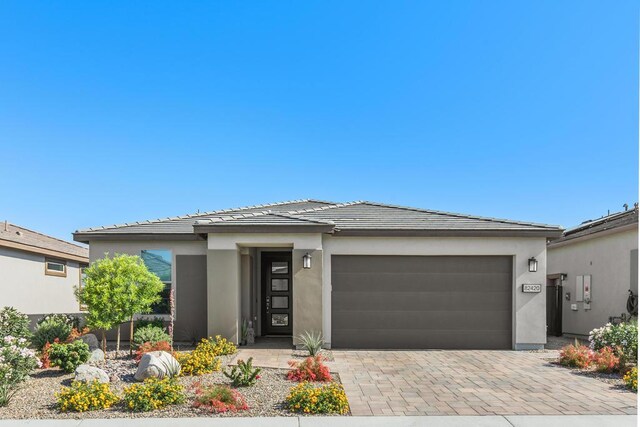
[207,249,241,343]
[292,249,323,346]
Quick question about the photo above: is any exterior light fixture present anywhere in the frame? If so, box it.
[560,273,567,281]
[528,257,538,273]
[303,252,312,269]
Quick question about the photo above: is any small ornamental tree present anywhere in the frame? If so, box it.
[76,254,164,355]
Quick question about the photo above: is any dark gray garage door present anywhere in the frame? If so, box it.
[331,255,513,349]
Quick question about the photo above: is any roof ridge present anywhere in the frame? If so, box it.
[5,223,88,251]
[358,201,561,229]
[76,199,334,232]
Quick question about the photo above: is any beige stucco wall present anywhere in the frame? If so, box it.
[0,247,83,314]
[548,226,638,337]
[207,250,241,342]
[321,235,549,349]
[292,249,323,345]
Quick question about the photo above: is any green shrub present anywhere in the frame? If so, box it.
[56,381,119,412]
[49,341,90,373]
[132,325,171,350]
[135,317,165,331]
[0,307,32,340]
[297,330,324,356]
[123,377,185,411]
[32,318,73,350]
[37,313,81,330]
[224,357,261,386]
[286,382,349,414]
[0,336,40,406]
[589,322,638,365]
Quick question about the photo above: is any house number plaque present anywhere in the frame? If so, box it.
[522,284,542,293]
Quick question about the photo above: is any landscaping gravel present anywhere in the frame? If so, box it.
[0,352,345,419]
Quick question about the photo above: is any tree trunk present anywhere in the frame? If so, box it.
[101,329,106,359]
[116,324,120,356]
[129,316,134,356]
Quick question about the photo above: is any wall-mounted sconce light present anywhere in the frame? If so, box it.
[560,273,567,281]
[565,292,571,301]
[528,257,538,273]
[303,252,312,269]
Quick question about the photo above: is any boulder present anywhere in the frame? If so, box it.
[88,349,105,362]
[77,334,100,351]
[75,364,109,383]
[134,351,180,382]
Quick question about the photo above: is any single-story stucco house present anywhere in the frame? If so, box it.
[73,199,563,350]
[547,206,638,338]
[0,221,89,319]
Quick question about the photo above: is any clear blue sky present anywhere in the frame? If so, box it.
[0,1,637,242]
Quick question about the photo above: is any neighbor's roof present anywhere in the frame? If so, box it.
[74,199,563,242]
[1,222,89,263]
[548,206,638,247]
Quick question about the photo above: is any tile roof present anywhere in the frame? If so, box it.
[1,221,89,262]
[549,207,638,246]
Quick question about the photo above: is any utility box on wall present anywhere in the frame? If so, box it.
[575,275,592,309]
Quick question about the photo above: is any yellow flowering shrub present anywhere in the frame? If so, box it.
[123,377,185,412]
[210,335,237,356]
[286,382,349,414]
[177,338,224,376]
[623,367,637,392]
[56,380,119,412]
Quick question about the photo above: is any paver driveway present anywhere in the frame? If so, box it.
[332,350,637,416]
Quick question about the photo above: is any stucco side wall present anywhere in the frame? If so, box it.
[207,249,241,343]
[292,249,323,345]
[321,235,548,349]
[0,247,83,315]
[548,227,638,336]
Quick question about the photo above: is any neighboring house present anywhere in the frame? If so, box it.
[73,199,562,350]
[547,206,639,338]
[0,221,89,319]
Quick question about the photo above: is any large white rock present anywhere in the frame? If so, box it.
[75,364,109,383]
[134,351,180,381]
[88,348,105,362]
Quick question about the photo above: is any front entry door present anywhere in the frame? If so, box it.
[546,279,563,337]
[261,252,293,336]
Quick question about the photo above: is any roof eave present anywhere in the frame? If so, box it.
[0,239,89,263]
[72,232,206,244]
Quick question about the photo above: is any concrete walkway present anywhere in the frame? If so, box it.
[0,415,636,426]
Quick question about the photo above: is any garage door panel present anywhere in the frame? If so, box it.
[332,272,512,293]
[332,309,511,331]
[332,290,512,311]
[331,255,513,349]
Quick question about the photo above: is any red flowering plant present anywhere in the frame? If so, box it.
[590,346,621,373]
[193,383,248,413]
[40,341,52,369]
[558,342,592,369]
[134,340,173,363]
[287,355,332,382]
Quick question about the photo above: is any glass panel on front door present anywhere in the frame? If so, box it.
[271,296,288,309]
[271,262,289,274]
[271,278,288,291]
[271,314,289,326]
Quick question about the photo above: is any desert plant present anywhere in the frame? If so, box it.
[224,357,261,386]
[0,335,41,406]
[49,341,90,373]
[32,318,73,351]
[134,341,173,363]
[193,384,248,413]
[240,318,249,344]
[176,339,222,376]
[287,355,332,382]
[297,330,324,356]
[123,377,185,411]
[132,325,171,350]
[0,307,32,340]
[589,321,638,365]
[286,382,349,414]
[56,380,119,412]
[623,367,638,392]
[37,313,81,330]
[558,341,592,369]
[76,253,165,355]
[209,335,237,355]
[65,327,91,343]
[590,346,621,373]
[135,317,165,330]
[40,341,52,369]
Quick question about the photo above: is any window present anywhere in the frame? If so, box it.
[141,250,172,315]
[45,258,67,277]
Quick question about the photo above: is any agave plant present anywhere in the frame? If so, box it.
[297,330,324,356]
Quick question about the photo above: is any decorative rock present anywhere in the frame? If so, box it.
[75,364,109,383]
[134,351,180,381]
[88,349,105,362]
[77,334,100,351]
